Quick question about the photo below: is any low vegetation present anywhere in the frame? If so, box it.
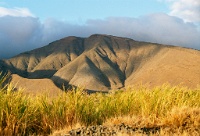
[0,75,199,135]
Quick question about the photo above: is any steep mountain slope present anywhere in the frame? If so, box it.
[52,36,166,91]
[3,36,84,78]
[1,34,200,92]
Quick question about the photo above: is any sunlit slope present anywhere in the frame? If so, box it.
[10,74,61,95]
[125,47,200,88]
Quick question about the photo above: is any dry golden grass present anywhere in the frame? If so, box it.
[0,74,199,135]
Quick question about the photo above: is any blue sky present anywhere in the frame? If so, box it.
[0,0,200,58]
[1,0,169,22]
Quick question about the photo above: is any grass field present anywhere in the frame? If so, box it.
[0,75,199,135]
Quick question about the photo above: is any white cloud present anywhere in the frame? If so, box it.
[0,7,199,59]
[0,7,34,17]
[160,0,200,23]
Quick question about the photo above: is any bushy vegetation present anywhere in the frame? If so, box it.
[0,74,199,135]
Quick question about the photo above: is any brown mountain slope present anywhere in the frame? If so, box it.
[1,34,200,92]
[3,36,84,78]
[10,74,61,95]
[125,47,200,88]
[52,37,165,91]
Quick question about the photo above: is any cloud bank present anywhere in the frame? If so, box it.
[0,7,199,59]
[168,0,200,23]
[159,0,200,23]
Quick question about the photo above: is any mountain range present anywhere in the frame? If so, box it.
[1,34,200,93]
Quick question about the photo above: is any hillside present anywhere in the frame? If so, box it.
[1,34,200,92]
[10,74,61,95]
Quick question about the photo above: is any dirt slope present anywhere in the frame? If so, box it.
[10,74,61,95]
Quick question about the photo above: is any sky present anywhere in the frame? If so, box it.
[0,0,200,59]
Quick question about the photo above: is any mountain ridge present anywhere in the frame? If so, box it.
[1,34,200,93]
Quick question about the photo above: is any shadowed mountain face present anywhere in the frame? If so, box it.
[1,34,200,92]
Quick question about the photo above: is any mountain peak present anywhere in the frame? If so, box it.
[89,34,134,41]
